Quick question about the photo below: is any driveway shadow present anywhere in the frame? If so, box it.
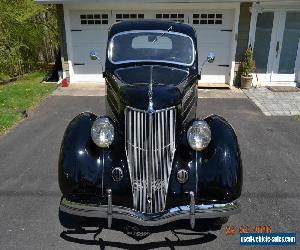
[60,219,222,249]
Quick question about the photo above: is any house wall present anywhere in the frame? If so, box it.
[235,2,252,62]
[56,4,70,81]
[234,2,252,85]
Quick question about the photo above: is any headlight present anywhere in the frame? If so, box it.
[91,117,114,148]
[187,120,211,151]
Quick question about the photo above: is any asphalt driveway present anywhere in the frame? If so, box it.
[0,96,299,249]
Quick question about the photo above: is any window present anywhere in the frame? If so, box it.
[132,36,172,49]
[108,31,195,66]
[156,13,185,23]
[193,13,223,25]
[115,13,144,22]
[80,14,109,25]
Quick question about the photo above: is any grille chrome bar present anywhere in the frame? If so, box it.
[125,106,176,213]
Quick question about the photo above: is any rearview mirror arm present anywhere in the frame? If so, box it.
[198,59,208,80]
[90,50,105,75]
[94,56,104,75]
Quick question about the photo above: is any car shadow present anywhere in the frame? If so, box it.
[60,219,222,249]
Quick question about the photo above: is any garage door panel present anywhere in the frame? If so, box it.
[73,64,102,75]
[71,31,108,46]
[72,46,105,62]
[70,11,110,30]
[192,10,234,83]
[68,9,234,84]
[196,30,231,43]
[198,45,230,62]
[191,11,234,29]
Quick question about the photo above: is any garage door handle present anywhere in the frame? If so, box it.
[218,64,229,67]
[74,63,85,66]
[220,29,232,32]
[71,29,82,32]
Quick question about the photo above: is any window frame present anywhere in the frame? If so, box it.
[107,30,196,66]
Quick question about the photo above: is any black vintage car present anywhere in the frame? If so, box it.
[58,20,242,232]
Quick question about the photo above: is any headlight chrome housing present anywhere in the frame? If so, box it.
[187,120,211,151]
[91,117,114,148]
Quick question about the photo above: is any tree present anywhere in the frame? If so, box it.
[0,0,58,79]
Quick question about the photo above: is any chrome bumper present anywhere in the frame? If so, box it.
[60,190,240,229]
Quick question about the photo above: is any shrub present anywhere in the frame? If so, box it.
[241,48,255,77]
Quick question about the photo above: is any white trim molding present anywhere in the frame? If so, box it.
[229,3,240,86]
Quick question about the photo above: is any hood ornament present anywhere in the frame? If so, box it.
[147,66,154,113]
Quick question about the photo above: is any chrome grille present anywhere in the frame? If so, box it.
[125,106,176,213]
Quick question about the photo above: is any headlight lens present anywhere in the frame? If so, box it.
[91,117,114,148]
[187,120,211,151]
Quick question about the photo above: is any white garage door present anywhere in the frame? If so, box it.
[191,11,234,83]
[68,10,234,84]
[69,11,110,82]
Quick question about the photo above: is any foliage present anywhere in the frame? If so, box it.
[0,0,58,78]
[0,72,56,134]
[295,115,300,121]
[241,48,255,77]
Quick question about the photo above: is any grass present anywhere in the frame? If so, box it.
[295,115,300,121]
[0,72,56,134]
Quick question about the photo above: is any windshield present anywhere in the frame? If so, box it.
[108,30,195,66]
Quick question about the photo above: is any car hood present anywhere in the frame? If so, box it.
[115,66,189,110]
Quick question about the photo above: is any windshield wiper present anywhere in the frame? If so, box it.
[152,26,173,43]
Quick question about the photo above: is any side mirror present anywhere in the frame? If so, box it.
[90,50,99,61]
[199,52,216,79]
[207,52,215,63]
[90,50,105,76]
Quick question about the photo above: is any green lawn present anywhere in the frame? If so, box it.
[295,115,300,121]
[0,72,56,134]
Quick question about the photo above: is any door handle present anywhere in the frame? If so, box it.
[275,41,280,58]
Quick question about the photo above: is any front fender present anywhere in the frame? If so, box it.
[166,115,242,207]
[58,112,132,206]
[196,115,243,202]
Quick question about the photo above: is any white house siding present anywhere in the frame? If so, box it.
[61,2,240,84]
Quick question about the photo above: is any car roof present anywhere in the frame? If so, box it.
[108,20,196,40]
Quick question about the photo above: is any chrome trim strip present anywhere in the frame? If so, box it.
[126,106,176,113]
[60,198,241,227]
[107,189,112,229]
[190,191,195,229]
[182,94,196,124]
[108,30,195,66]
